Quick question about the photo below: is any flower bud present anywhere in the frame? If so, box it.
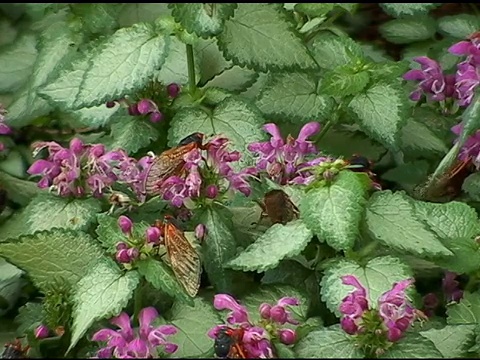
[259,303,271,319]
[118,215,133,235]
[128,104,141,116]
[278,329,296,345]
[69,138,84,155]
[167,83,181,98]
[89,144,105,157]
[386,326,403,342]
[106,101,116,108]
[205,184,218,199]
[116,249,130,263]
[116,242,128,251]
[195,224,206,241]
[146,226,162,244]
[340,317,357,335]
[269,305,287,324]
[137,99,157,115]
[149,111,164,123]
[127,247,139,261]
[35,324,49,339]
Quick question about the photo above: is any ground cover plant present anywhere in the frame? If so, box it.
[2,2,480,358]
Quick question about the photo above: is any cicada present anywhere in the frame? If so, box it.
[415,157,474,202]
[261,189,299,225]
[1,339,29,359]
[155,215,201,297]
[214,327,247,359]
[144,132,204,195]
[346,154,382,190]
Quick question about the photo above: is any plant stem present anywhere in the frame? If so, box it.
[133,281,143,324]
[186,44,196,95]
[315,119,334,142]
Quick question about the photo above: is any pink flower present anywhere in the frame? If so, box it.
[91,307,177,358]
[451,123,480,167]
[34,325,49,339]
[213,294,250,325]
[442,271,464,303]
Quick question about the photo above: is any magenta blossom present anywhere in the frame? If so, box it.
[209,293,301,358]
[339,275,418,343]
[451,123,480,168]
[403,56,456,102]
[0,104,10,152]
[442,271,464,303]
[247,122,327,185]
[91,307,177,358]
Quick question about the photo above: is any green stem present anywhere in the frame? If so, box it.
[186,44,196,96]
[133,282,143,324]
[315,119,334,142]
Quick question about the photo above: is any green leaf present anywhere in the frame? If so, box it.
[0,171,41,206]
[203,65,258,93]
[169,97,266,166]
[320,256,413,316]
[381,161,430,193]
[348,83,408,150]
[170,3,237,38]
[322,67,370,97]
[137,258,193,306]
[368,61,409,83]
[438,14,480,39]
[310,33,365,70]
[118,4,170,27]
[400,119,448,155]
[0,34,37,93]
[198,206,237,293]
[365,191,452,257]
[217,3,316,71]
[413,201,480,240]
[294,3,334,17]
[227,219,313,272]
[196,38,232,84]
[0,194,101,242]
[262,260,312,286]
[71,3,122,35]
[380,16,437,44]
[243,285,309,324]
[447,292,480,325]
[300,171,369,251]
[380,3,440,18]
[295,326,363,358]
[380,332,442,358]
[168,296,222,358]
[463,173,480,201]
[156,36,200,86]
[255,72,334,124]
[42,23,169,110]
[0,259,23,315]
[107,115,159,154]
[361,44,393,63]
[15,302,44,335]
[420,324,475,358]
[8,21,81,127]
[435,237,480,274]
[0,229,103,290]
[67,103,120,129]
[69,259,140,351]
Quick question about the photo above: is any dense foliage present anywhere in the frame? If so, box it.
[2,3,480,358]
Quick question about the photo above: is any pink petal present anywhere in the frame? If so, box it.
[139,307,159,338]
[91,328,120,342]
[341,275,367,297]
[110,312,134,340]
[27,159,53,175]
[403,69,425,81]
[277,297,300,307]
[297,122,321,142]
[448,41,471,55]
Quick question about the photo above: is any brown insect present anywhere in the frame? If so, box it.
[1,339,30,359]
[155,215,201,297]
[416,157,474,201]
[261,189,299,225]
[144,132,204,195]
[214,327,248,359]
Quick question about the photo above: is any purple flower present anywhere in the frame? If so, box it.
[451,123,480,167]
[453,60,480,107]
[137,99,159,115]
[34,325,49,339]
[91,307,177,358]
[261,297,300,325]
[118,216,133,235]
[278,328,296,345]
[449,35,480,66]
[422,292,439,317]
[0,104,10,152]
[403,56,456,102]
[213,294,250,325]
[167,83,181,98]
[146,226,162,244]
[247,122,325,185]
[442,271,464,303]
[194,224,206,241]
[149,111,164,123]
[339,275,370,335]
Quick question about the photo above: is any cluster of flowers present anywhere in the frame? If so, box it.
[403,34,480,108]
[107,83,181,124]
[91,307,178,358]
[114,215,206,266]
[0,105,11,152]
[423,271,464,317]
[27,138,152,200]
[208,294,300,358]
[339,275,420,353]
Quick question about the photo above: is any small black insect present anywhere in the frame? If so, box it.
[178,132,204,147]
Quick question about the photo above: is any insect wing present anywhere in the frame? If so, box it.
[164,221,201,297]
[144,142,198,195]
[263,190,299,225]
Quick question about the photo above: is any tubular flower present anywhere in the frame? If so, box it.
[209,293,301,358]
[91,307,177,358]
[152,135,257,208]
[339,275,420,349]
[442,271,464,303]
[247,122,328,185]
[403,56,456,102]
[27,138,152,200]
[451,123,480,168]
